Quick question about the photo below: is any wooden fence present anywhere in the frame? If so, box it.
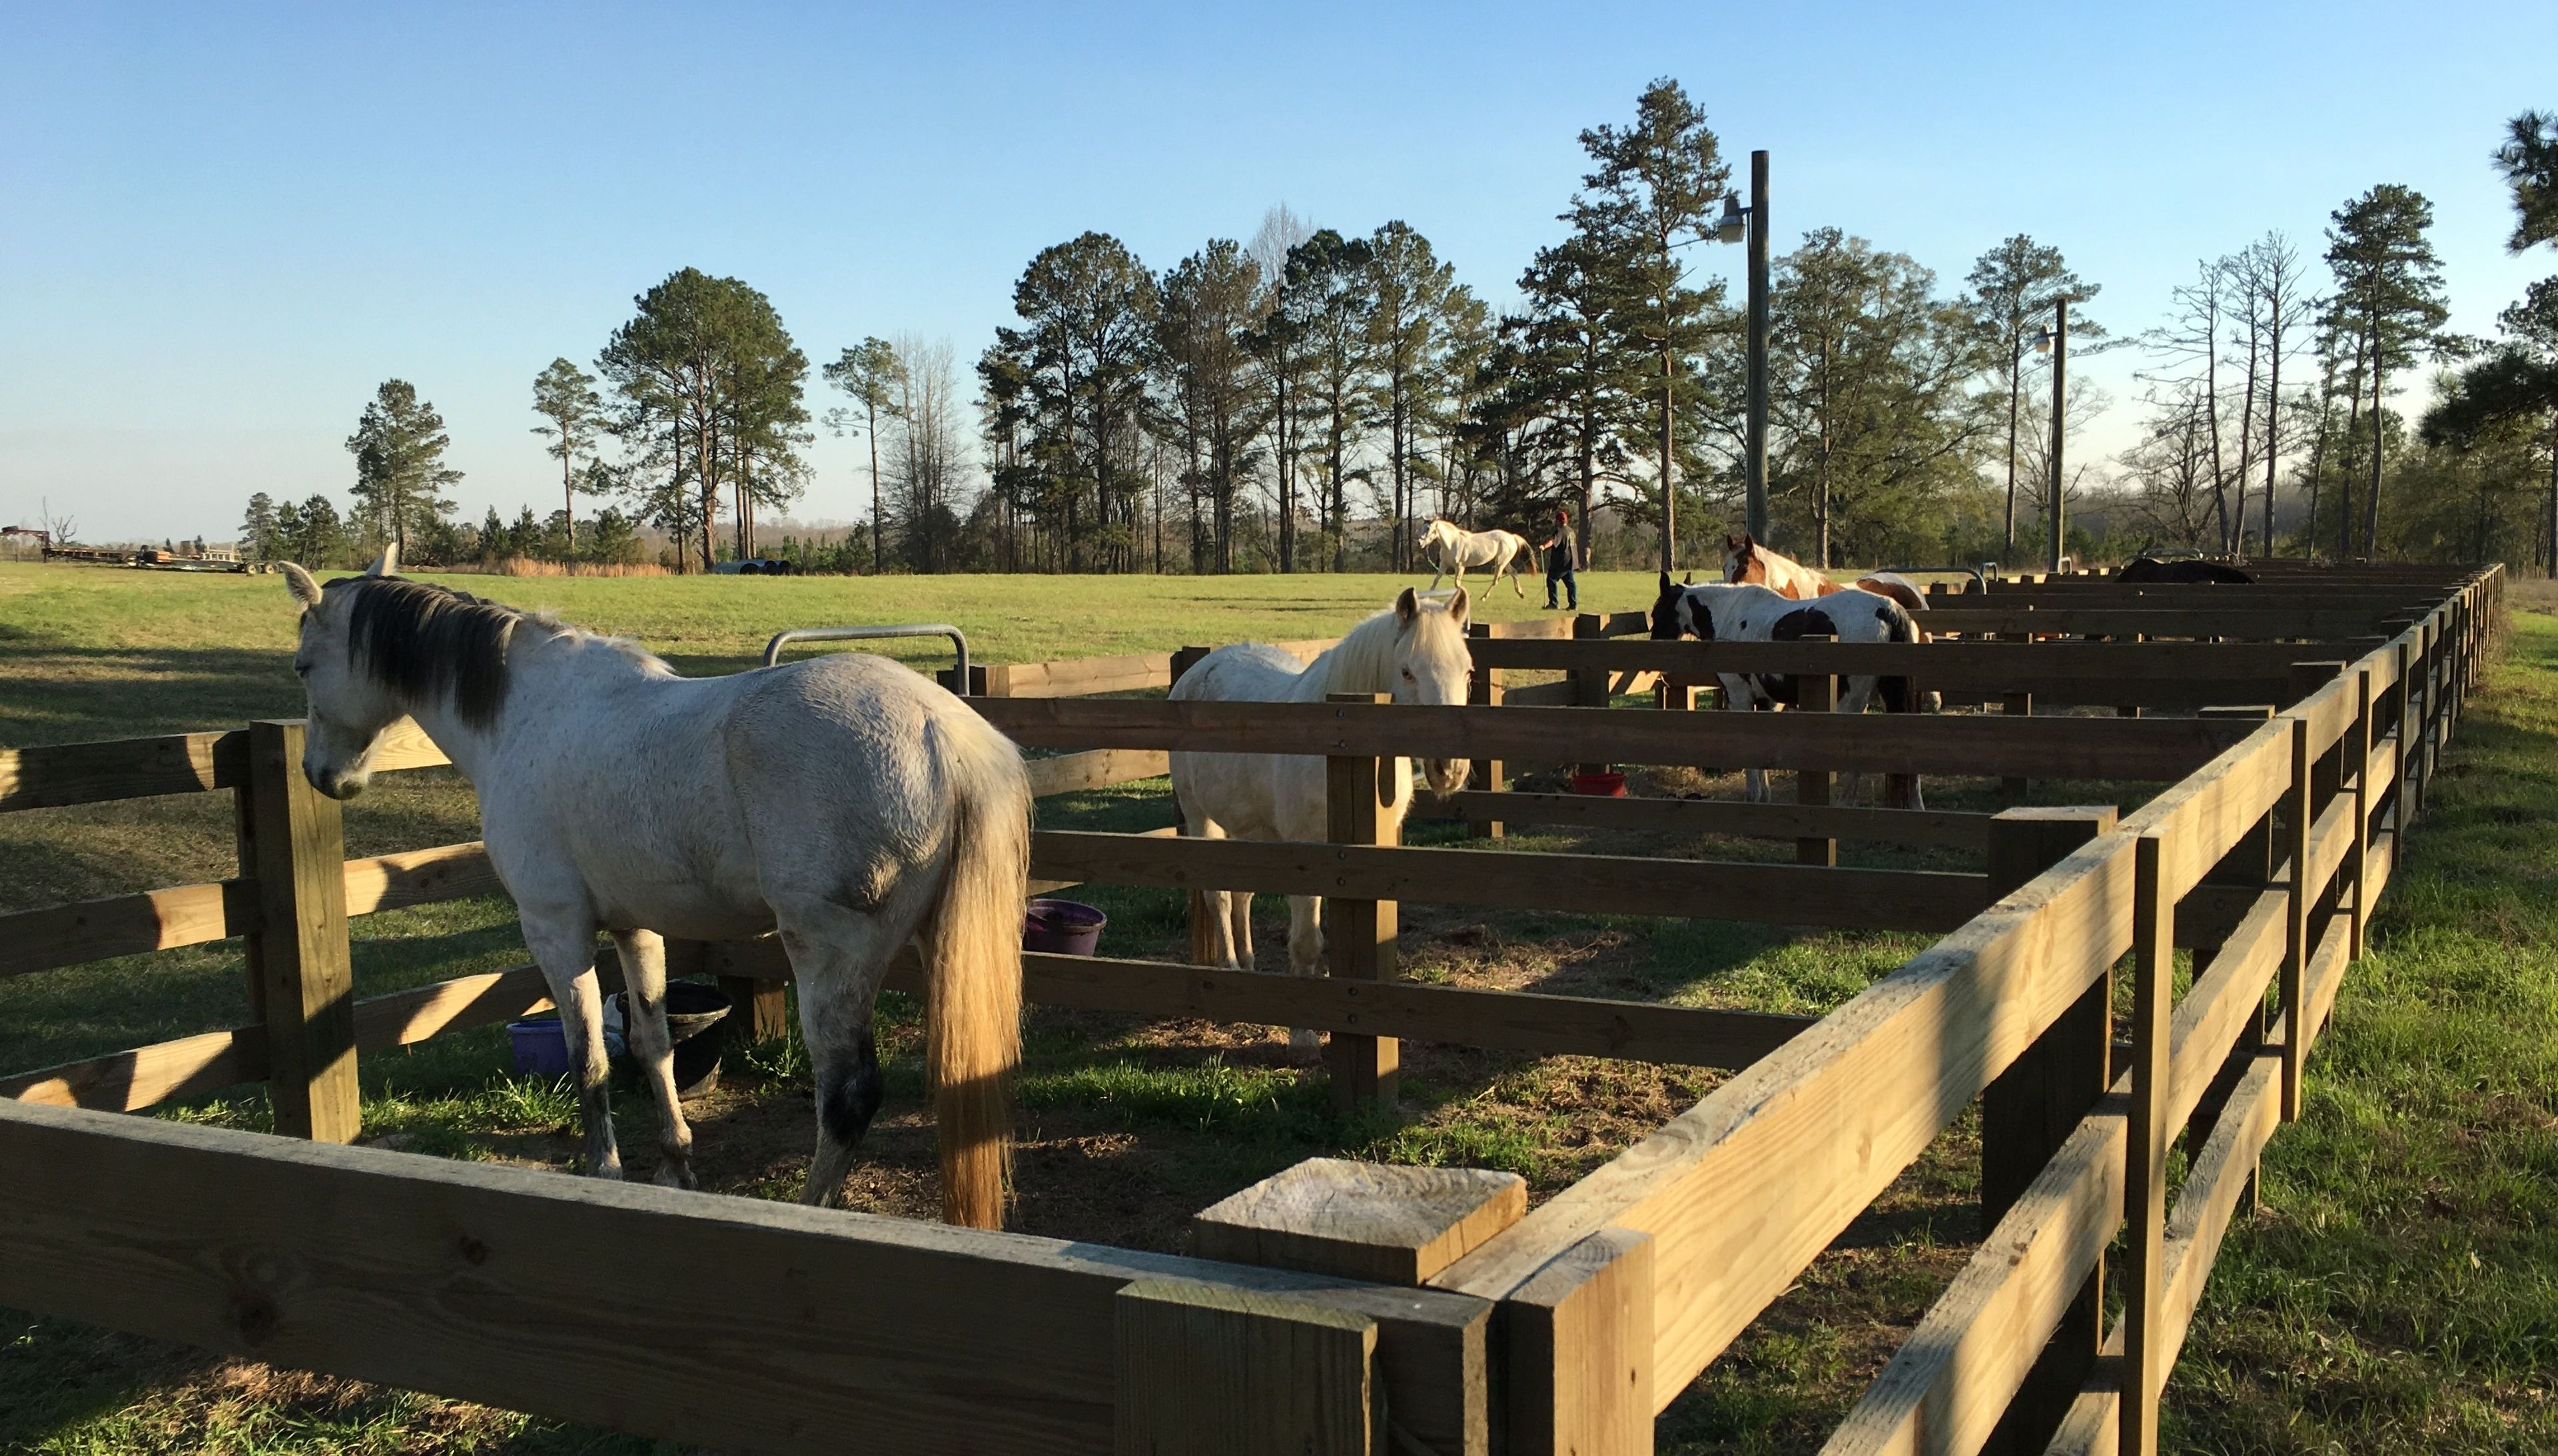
[0,563,2501,1453]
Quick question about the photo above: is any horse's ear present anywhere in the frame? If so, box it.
[1446,589,1470,627]
[1657,569,1675,597]
[280,561,322,609]
[1394,587,1419,625]
[364,542,400,577]
[1725,534,1743,552]
[1683,571,1694,585]
[1740,532,1757,551]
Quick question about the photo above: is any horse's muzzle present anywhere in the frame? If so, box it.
[1422,758,1468,795]
[302,759,370,801]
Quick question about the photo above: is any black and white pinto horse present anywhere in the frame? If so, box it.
[1651,573,1926,807]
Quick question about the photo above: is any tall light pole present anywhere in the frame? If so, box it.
[2038,299,2068,572]
[1718,151,1772,544]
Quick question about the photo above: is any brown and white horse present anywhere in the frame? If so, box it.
[1721,533,1930,618]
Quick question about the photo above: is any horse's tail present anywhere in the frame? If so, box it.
[924,711,1031,1229]
[1877,599,1922,714]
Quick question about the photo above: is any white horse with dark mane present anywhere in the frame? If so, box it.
[1420,519,1533,599]
[1170,588,1473,1056]
[278,549,1027,1228]
[1650,573,1927,809]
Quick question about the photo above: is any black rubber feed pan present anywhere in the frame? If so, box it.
[612,980,733,1098]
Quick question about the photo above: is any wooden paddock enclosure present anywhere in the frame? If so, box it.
[0,562,2503,1455]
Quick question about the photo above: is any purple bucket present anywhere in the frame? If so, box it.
[506,1016,574,1078]
[1024,898,1107,956]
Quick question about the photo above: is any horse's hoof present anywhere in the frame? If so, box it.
[588,1158,625,1181]
[655,1161,697,1191]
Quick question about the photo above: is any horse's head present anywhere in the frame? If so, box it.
[1422,519,1457,553]
[279,546,407,800]
[1390,586,1472,793]
[1650,571,1710,639]
[1721,533,1765,585]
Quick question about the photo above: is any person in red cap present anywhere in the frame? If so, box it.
[1538,506,1579,611]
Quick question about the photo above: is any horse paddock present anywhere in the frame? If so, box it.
[0,561,2501,1453]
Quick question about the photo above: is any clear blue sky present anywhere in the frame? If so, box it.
[4,1,2551,542]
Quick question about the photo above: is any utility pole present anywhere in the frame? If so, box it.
[1745,149,1771,544]
[2048,298,2069,573]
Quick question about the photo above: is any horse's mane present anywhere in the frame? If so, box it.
[1309,605,1437,697]
[325,575,657,729]
[323,576,524,729]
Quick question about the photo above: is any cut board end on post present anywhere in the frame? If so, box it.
[1192,1158,1526,1287]
[1505,1226,1655,1456]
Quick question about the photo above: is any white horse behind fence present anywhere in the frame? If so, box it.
[1170,588,1474,1057]
[1651,573,1927,809]
[278,548,1029,1228]
[1421,519,1534,599]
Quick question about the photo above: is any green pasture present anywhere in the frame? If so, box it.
[0,560,2549,1452]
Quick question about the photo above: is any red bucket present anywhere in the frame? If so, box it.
[1569,770,1627,797]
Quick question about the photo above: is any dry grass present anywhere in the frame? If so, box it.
[435,558,670,577]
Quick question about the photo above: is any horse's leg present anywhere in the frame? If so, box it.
[520,909,619,1179]
[608,927,695,1189]
[1725,681,1769,804]
[1286,893,1324,1062]
[1180,799,1244,971]
[771,895,906,1209]
[1230,890,1256,972]
[1837,677,1878,805]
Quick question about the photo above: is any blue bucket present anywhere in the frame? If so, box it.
[506,1016,574,1078]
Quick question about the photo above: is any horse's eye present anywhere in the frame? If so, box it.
[292,661,311,677]
[1401,669,1416,682]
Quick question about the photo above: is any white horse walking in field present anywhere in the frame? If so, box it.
[1651,573,1927,809]
[1170,588,1474,1057]
[1421,519,1534,599]
[278,549,1029,1228]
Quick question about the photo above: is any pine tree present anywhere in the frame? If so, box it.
[2494,111,2558,254]
[1569,78,1729,573]
[530,358,604,547]
[823,338,905,574]
[2322,185,2452,555]
[345,380,462,559]
[1364,221,1456,571]
[1964,237,2101,558]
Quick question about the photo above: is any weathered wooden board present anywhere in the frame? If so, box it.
[0,729,245,811]
[973,697,2258,779]
[0,1100,1490,1456]
[1194,1159,1527,1286]
[1028,829,1990,932]
[1421,790,1994,849]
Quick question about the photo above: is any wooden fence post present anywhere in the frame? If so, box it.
[2000,688,2031,796]
[2347,667,2373,959]
[1326,693,1397,1112]
[1114,1279,1377,1455]
[240,719,360,1143]
[2280,716,2312,1124]
[1795,644,1836,867]
[2122,832,2174,1456]
[1465,625,1504,841]
[1571,613,1608,781]
[1978,805,2116,1456]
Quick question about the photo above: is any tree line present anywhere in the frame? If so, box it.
[233,89,2558,575]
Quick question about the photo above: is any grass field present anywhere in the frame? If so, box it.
[1,559,2548,1453]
